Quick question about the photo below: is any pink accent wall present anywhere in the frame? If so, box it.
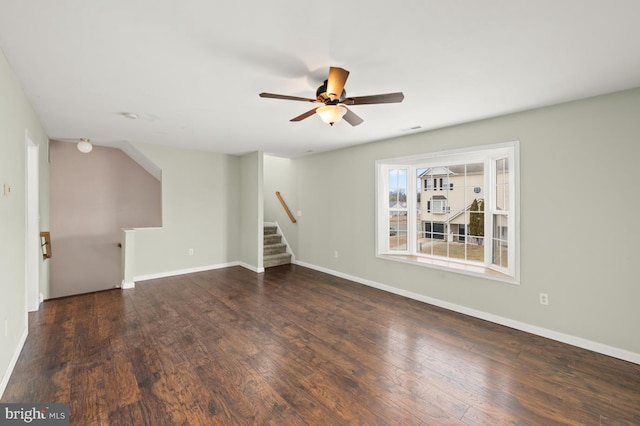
[50,141,161,298]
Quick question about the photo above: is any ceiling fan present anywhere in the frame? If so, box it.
[259,67,404,126]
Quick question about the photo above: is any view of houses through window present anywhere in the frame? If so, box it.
[417,163,486,262]
[378,142,517,281]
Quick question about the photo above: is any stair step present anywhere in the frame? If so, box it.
[264,225,277,235]
[264,252,292,268]
[264,234,282,245]
[264,243,287,256]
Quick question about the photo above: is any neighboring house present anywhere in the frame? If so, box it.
[389,201,407,215]
[389,201,407,236]
[418,165,484,242]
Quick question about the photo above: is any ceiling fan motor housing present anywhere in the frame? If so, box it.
[316,80,346,104]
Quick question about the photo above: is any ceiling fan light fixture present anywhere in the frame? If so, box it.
[317,105,347,126]
[77,138,93,153]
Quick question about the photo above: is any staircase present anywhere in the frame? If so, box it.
[263,225,291,268]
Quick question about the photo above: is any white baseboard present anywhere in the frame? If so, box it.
[121,280,135,289]
[133,261,264,283]
[237,262,265,274]
[134,262,241,282]
[0,327,28,399]
[295,260,640,365]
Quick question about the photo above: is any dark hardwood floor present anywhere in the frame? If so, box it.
[3,265,640,425]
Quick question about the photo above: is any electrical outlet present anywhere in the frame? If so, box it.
[188,248,194,256]
[539,293,549,305]
[334,250,339,258]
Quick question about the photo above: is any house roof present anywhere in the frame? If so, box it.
[390,202,407,209]
[419,167,455,178]
[419,163,484,177]
[1,1,640,158]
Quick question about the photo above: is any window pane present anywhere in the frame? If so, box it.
[432,240,447,257]
[390,168,407,211]
[449,224,466,260]
[496,158,508,184]
[492,215,509,268]
[397,168,407,187]
[389,169,398,188]
[389,189,399,205]
[492,238,508,267]
[468,237,485,261]
[389,216,399,248]
[496,184,506,211]
[388,167,408,251]
[418,168,430,221]
[496,158,509,211]
[390,232,406,250]
[417,225,431,254]
[467,162,484,195]
[468,203,484,238]
[389,215,406,251]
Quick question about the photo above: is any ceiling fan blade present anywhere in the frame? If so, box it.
[342,107,364,127]
[259,92,318,103]
[326,67,350,102]
[290,107,318,122]
[341,92,405,105]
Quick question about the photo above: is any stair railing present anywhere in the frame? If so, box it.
[275,192,297,223]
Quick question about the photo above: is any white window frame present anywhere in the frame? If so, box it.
[375,141,519,284]
[431,198,448,214]
[382,166,411,254]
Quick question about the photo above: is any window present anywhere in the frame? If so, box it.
[439,178,453,190]
[431,196,448,214]
[376,142,519,283]
[387,168,408,251]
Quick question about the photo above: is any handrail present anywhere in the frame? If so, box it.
[275,191,297,223]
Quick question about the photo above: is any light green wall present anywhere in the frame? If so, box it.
[264,155,298,255]
[131,143,240,277]
[292,88,640,356]
[238,151,263,270]
[0,50,49,393]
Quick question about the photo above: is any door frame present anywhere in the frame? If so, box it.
[25,130,40,312]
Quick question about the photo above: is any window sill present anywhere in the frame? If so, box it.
[377,253,518,285]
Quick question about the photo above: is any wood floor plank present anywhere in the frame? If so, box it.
[2,265,640,425]
[102,351,140,414]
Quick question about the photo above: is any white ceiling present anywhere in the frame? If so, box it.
[1,1,639,158]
